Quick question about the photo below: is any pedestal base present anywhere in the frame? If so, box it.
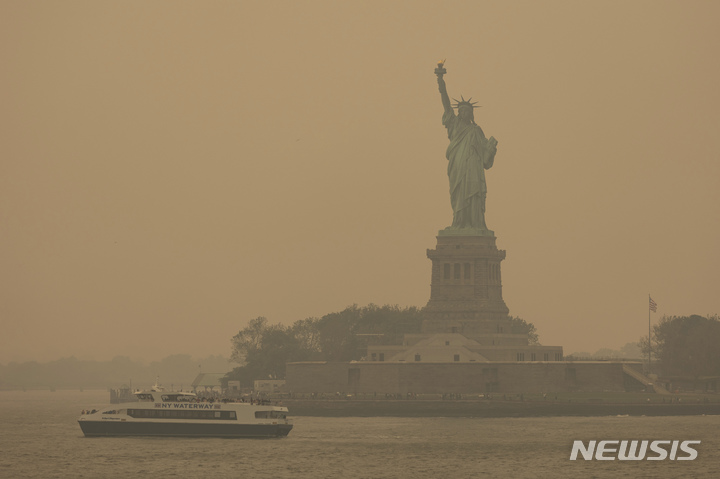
[422,234,510,338]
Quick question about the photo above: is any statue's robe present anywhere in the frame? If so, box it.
[442,110,496,229]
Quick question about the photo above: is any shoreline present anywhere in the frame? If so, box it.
[281,399,720,418]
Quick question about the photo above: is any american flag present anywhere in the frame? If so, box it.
[649,296,657,312]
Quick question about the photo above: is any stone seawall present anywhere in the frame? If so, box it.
[281,399,720,418]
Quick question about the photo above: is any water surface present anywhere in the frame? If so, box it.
[1,390,717,478]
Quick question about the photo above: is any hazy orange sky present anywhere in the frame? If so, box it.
[2,1,718,363]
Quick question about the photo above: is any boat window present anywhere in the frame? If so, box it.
[255,410,286,419]
[160,393,196,402]
[136,393,154,401]
[126,409,238,420]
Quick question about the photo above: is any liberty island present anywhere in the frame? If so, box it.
[280,62,667,401]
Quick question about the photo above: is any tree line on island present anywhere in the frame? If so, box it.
[225,303,537,385]
[226,306,720,388]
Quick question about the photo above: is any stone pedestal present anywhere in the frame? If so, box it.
[422,234,512,339]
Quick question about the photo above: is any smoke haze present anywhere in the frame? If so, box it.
[2,1,719,362]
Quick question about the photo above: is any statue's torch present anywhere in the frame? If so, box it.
[435,59,446,77]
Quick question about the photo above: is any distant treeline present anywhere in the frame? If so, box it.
[0,354,232,390]
[567,342,643,360]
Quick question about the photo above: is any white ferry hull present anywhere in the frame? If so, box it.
[79,419,292,438]
[79,388,292,438]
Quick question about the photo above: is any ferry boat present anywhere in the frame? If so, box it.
[78,389,292,438]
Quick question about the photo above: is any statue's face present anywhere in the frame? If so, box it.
[458,106,473,121]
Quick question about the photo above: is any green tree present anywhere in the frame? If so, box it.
[314,304,424,361]
[353,304,423,346]
[290,317,322,358]
[509,316,539,345]
[316,306,363,361]
[229,316,269,364]
[244,328,302,378]
[641,314,720,377]
[228,317,313,382]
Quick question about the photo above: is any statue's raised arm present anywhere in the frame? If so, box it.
[435,60,453,114]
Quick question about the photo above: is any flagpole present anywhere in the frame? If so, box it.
[648,293,651,374]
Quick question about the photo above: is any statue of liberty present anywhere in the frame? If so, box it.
[435,61,498,234]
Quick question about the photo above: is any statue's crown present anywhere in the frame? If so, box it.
[452,95,480,109]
